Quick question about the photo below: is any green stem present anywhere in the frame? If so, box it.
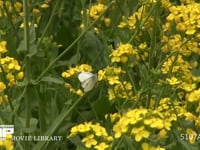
[36,0,60,48]
[0,66,14,112]
[38,84,46,132]
[128,4,155,43]
[3,1,19,40]
[23,0,31,128]
[156,38,189,71]
[126,67,137,94]
[114,136,123,150]
[23,0,31,148]
[34,1,116,83]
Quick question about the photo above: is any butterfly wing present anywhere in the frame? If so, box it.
[81,74,97,92]
[78,72,97,92]
[78,72,94,82]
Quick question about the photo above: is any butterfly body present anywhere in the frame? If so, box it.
[78,72,97,92]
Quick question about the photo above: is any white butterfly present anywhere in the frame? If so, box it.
[78,72,98,92]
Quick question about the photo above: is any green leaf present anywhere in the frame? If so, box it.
[92,95,111,118]
[68,136,85,148]
[27,43,37,57]
[41,77,65,84]
[32,96,84,150]
[16,40,26,53]
[15,117,38,133]
[123,135,136,150]
[56,53,81,67]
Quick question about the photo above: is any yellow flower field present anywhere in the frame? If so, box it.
[0,0,200,149]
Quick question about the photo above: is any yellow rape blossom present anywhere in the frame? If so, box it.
[104,18,111,27]
[0,41,7,54]
[97,66,123,84]
[158,129,167,139]
[184,112,196,121]
[118,6,152,31]
[179,82,196,92]
[0,95,8,105]
[113,108,148,138]
[186,88,200,102]
[32,8,40,15]
[144,118,164,129]
[14,1,22,12]
[62,64,93,96]
[105,113,121,123]
[40,3,49,9]
[0,82,6,92]
[186,128,197,144]
[166,76,181,86]
[65,83,84,96]
[142,142,165,150]
[113,119,128,138]
[110,43,138,64]
[91,123,108,137]
[89,3,106,20]
[94,142,109,150]
[0,140,14,150]
[0,52,23,86]
[62,64,93,78]
[108,81,134,101]
[69,122,112,149]
[0,134,14,150]
[19,22,38,28]
[131,126,150,142]
[82,134,97,148]
[16,72,24,80]
[165,3,200,35]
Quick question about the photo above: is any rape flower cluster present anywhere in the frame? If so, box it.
[66,0,200,149]
[112,97,184,146]
[68,122,113,149]
[0,134,13,150]
[0,41,24,86]
[98,66,135,101]
[89,3,106,20]
[0,0,49,32]
[0,41,23,107]
[69,97,183,149]
[98,66,122,84]
[161,40,200,102]
[0,1,22,18]
[142,143,165,150]
[62,64,93,78]
[160,1,200,109]
[109,43,139,64]
[115,98,177,138]
[186,88,200,102]
[108,81,134,101]
[20,1,50,29]
[62,64,94,96]
[161,34,200,56]
[112,108,149,139]
[80,2,109,31]
[118,6,152,31]
[160,53,200,109]
[165,3,200,35]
